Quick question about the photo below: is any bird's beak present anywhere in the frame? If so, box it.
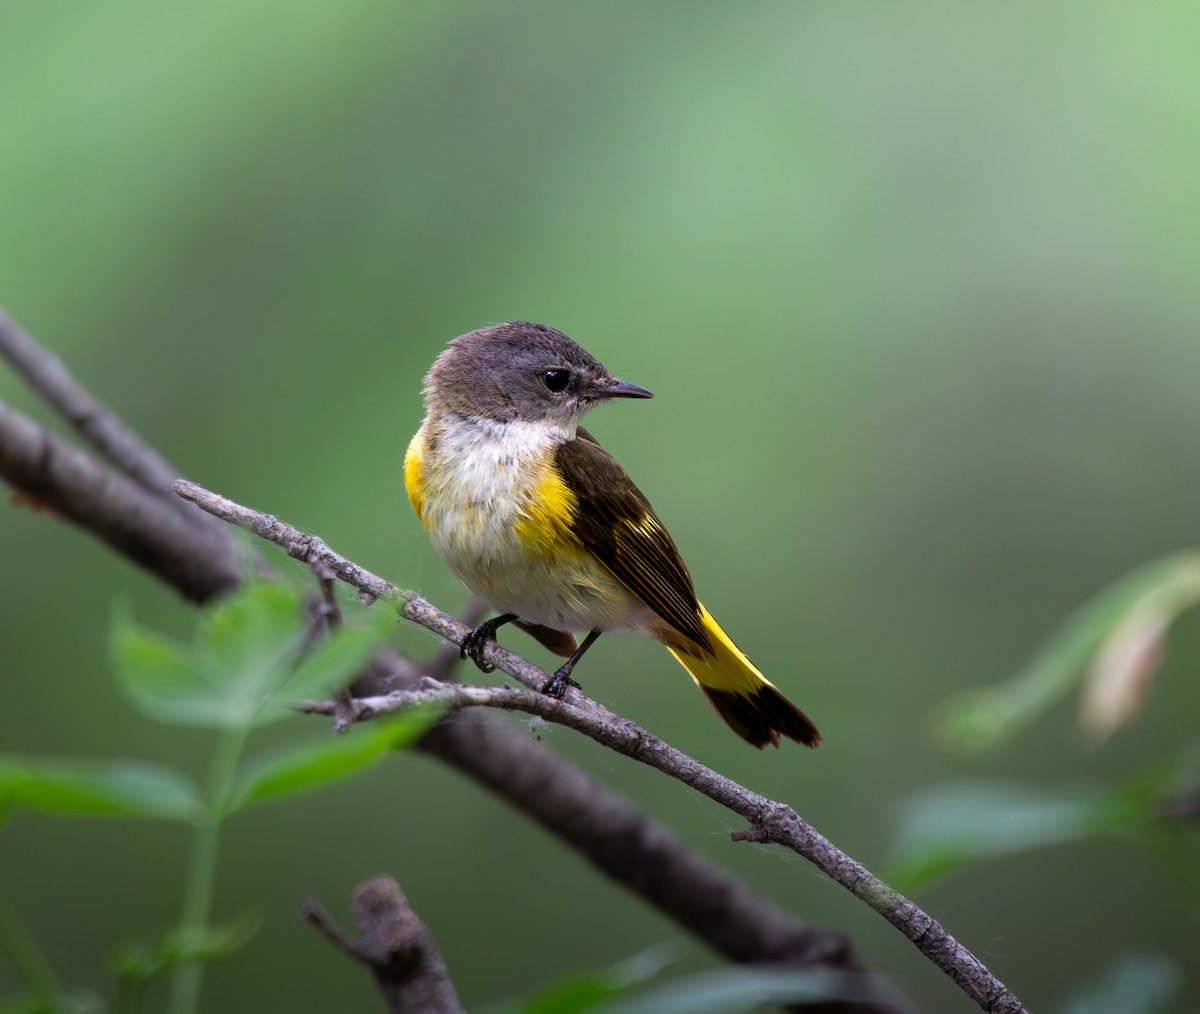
[599,377,654,399]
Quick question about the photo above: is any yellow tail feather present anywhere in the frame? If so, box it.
[665,606,820,749]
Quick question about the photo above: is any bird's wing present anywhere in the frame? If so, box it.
[554,429,709,649]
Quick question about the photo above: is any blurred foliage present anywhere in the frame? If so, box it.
[936,553,1200,752]
[3,2,1200,1011]
[894,554,1200,1011]
[588,967,853,1014]
[483,944,681,1014]
[1059,953,1183,1014]
[886,769,1192,894]
[486,944,857,1014]
[0,583,439,1013]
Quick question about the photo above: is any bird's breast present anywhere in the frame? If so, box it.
[404,415,639,631]
[407,416,571,551]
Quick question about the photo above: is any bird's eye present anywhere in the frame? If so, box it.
[542,368,571,392]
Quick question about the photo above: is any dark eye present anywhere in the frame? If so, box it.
[542,368,571,392]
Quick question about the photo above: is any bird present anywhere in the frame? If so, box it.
[404,321,819,748]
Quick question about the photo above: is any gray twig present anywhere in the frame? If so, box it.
[176,479,1029,1014]
[300,877,464,1014]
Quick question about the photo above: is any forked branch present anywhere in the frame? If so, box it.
[301,876,463,1014]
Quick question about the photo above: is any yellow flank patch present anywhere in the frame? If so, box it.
[403,435,426,522]
[514,464,578,562]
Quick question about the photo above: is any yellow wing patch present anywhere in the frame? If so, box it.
[514,465,579,563]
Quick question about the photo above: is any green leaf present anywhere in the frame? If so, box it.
[885,779,1165,891]
[112,582,313,730]
[196,581,308,725]
[504,945,682,1014]
[0,757,201,823]
[256,608,395,725]
[226,704,443,814]
[521,975,640,1014]
[595,967,851,1014]
[933,552,1200,754]
[111,913,261,982]
[199,581,304,681]
[112,611,237,728]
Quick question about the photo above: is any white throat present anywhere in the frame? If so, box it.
[434,412,579,458]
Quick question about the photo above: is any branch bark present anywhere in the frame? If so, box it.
[176,480,1029,1014]
[301,877,464,1014]
[0,399,239,602]
[0,307,237,550]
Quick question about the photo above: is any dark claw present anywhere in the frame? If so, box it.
[542,668,582,699]
[460,621,499,674]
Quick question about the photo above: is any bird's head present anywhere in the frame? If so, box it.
[423,321,652,431]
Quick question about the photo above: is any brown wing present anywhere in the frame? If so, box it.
[555,430,710,649]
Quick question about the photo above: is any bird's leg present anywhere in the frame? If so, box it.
[460,613,518,674]
[543,630,602,698]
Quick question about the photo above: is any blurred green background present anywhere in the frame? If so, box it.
[2,2,1199,1010]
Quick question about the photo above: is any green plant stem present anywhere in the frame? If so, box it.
[0,894,60,1009]
[166,724,249,1014]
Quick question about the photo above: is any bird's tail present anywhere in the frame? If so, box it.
[664,605,820,749]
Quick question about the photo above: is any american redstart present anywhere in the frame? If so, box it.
[404,322,819,748]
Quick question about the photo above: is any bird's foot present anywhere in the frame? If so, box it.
[542,667,582,699]
[460,620,501,674]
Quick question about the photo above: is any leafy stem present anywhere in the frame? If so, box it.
[166,724,250,1014]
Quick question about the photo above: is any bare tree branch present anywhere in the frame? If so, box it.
[418,703,881,994]
[0,307,232,546]
[300,877,464,1014]
[177,479,1029,1014]
[309,681,1017,1012]
[0,400,239,601]
[339,641,889,1012]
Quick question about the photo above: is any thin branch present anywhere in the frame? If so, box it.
[176,479,1029,1014]
[0,400,239,602]
[300,877,464,1014]
[411,690,888,1013]
[0,306,231,543]
[310,682,1011,1008]
[299,898,366,963]
[352,643,893,1009]
[307,560,359,731]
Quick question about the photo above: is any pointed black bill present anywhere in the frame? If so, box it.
[601,377,654,399]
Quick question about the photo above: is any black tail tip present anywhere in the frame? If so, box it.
[702,684,821,749]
